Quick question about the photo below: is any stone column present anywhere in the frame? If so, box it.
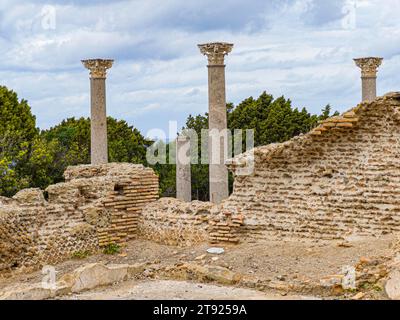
[82,59,114,165]
[354,57,383,102]
[198,42,233,204]
[176,135,191,202]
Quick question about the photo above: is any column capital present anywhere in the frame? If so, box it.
[354,57,383,78]
[82,59,114,79]
[198,42,233,66]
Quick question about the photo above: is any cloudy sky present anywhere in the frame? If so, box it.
[0,0,399,139]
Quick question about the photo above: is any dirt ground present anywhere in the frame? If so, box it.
[0,236,395,299]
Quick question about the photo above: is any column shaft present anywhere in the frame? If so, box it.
[82,58,113,165]
[90,78,108,164]
[208,65,229,204]
[198,42,233,204]
[361,77,377,102]
[176,136,191,202]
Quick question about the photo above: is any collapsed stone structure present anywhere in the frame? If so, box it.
[3,50,400,289]
[139,92,400,246]
[0,163,158,275]
[223,92,400,241]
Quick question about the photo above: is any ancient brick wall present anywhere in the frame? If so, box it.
[0,163,158,275]
[139,198,243,246]
[139,198,214,246]
[224,93,400,241]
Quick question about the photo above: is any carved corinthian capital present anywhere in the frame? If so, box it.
[198,42,234,66]
[354,57,383,78]
[82,59,114,79]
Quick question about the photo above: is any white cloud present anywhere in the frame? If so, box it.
[0,0,399,137]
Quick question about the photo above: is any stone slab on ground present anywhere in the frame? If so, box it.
[60,279,320,300]
[62,263,129,293]
[385,269,400,300]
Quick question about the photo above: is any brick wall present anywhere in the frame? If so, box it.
[0,163,158,275]
[139,198,214,246]
[224,92,400,241]
[139,198,244,246]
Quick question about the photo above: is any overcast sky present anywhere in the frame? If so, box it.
[0,0,399,138]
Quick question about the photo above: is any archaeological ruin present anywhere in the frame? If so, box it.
[224,92,400,241]
[198,42,233,204]
[2,44,400,302]
[0,163,158,274]
[354,57,383,102]
[82,59,114,165]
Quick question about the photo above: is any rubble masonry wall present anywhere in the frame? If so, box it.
[224,93,400,241]
[0,163,158,275]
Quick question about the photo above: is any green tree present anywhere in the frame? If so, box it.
[184,114,209,201]
[0,86,39,196]
[0,158,21,196]
[319,104,340,121]
[182,91,338,201]
[0,86,339,200]
[41,117,150,184]
[149,140,176,197]
[228,91,321,146]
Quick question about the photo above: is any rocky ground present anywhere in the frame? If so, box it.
[60,279,317,300]
[0,236,397,300]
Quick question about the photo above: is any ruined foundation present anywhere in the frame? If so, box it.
[0,163,158,275]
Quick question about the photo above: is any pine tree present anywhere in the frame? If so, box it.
[0,86,39,196]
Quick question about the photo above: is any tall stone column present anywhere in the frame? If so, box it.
[176,135,191,202]
[354,57,383,102]
[82,59,114,165]
[198,42,233,204]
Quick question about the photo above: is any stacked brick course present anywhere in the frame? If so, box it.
[209,212,244,244]
[100,170,158,246]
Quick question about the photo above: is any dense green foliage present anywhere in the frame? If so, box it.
[175,92,339,200]
[0,86,338,200]
[40,117,150,184]
[150,140,176,197]
[0,86,40,196]
[0,86,150,196]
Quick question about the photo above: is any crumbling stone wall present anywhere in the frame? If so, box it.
[0,163,158,275]
[139,198,214,246]
[224,93,400,241]
[139,198,243,246]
